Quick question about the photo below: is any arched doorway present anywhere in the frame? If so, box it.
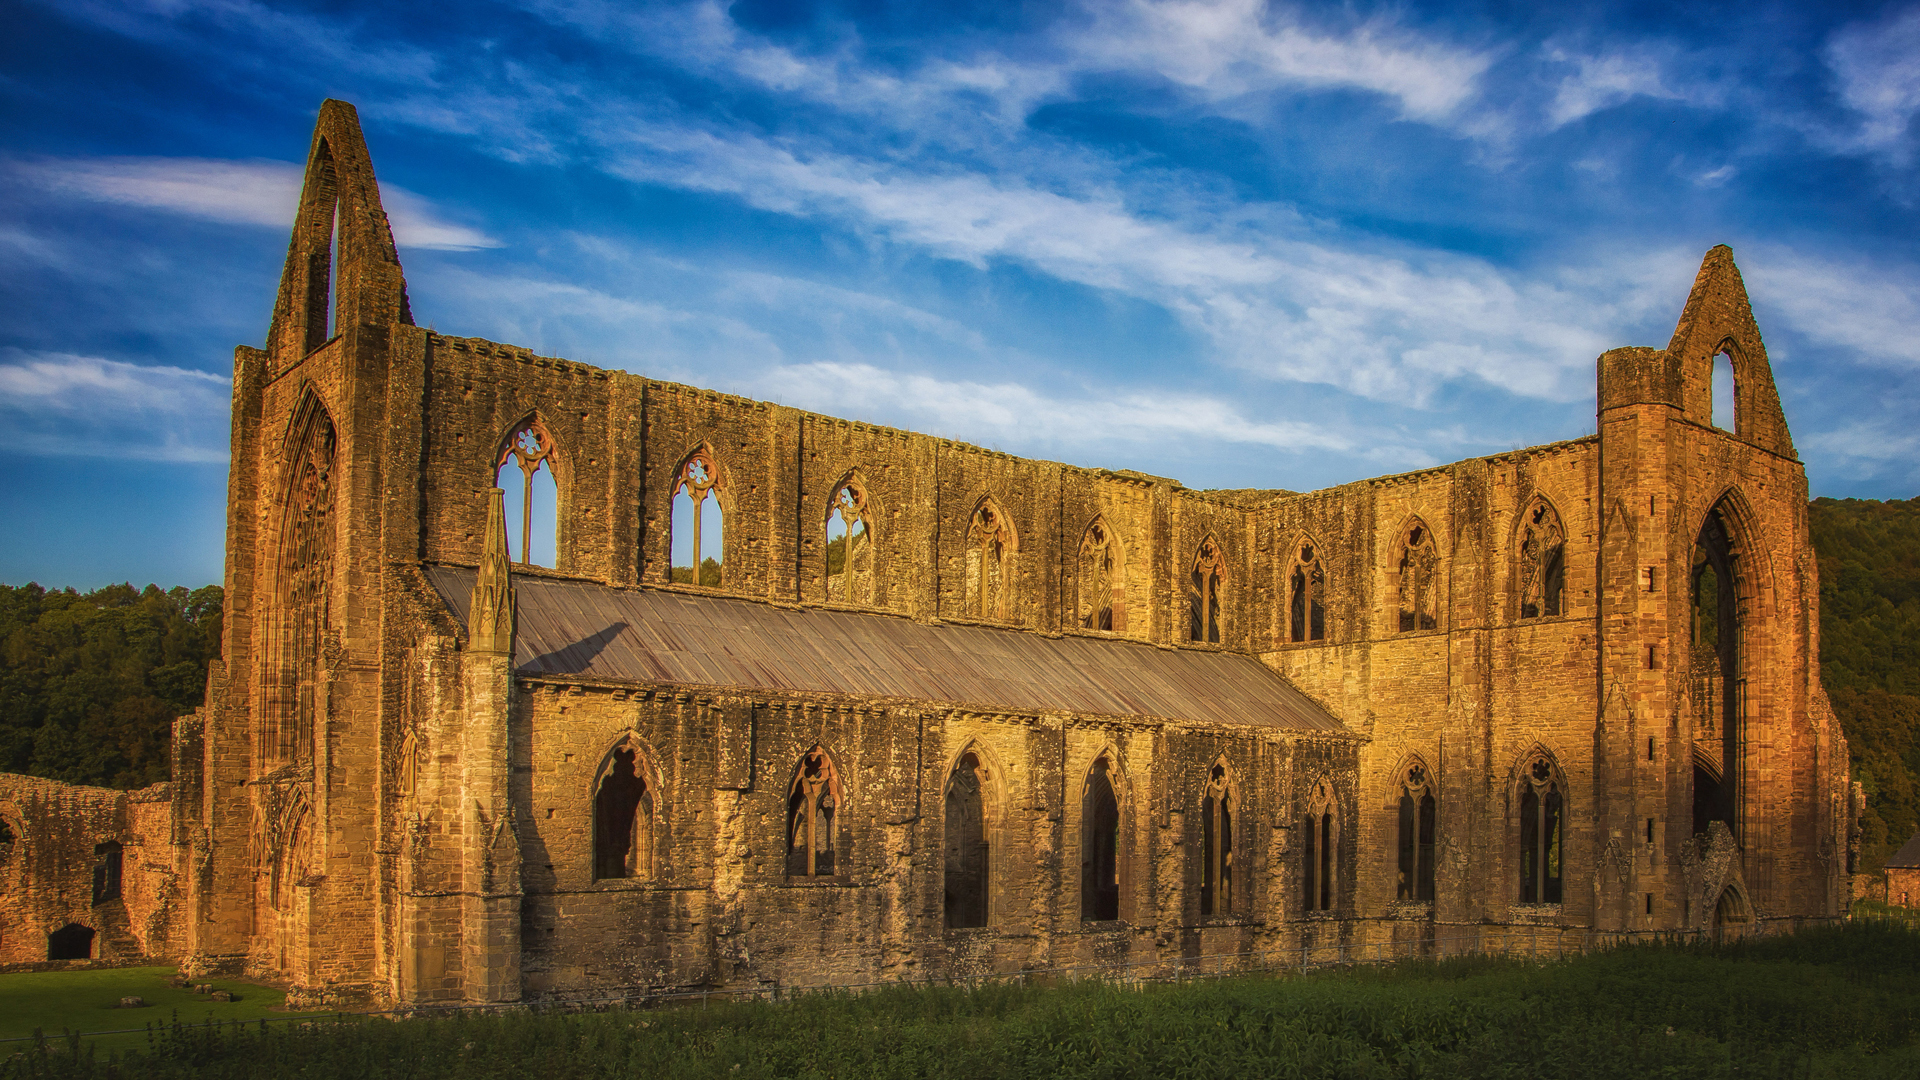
[48,923,94,960]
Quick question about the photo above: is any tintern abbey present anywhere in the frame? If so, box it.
[0,101,1857,1005]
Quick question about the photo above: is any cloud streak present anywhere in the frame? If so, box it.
[0,351,231,462]
[12,156,501,251]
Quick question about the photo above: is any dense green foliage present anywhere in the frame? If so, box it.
[1810,497,1920,872]
[0,583,221,789]
[9,922,1920,1079]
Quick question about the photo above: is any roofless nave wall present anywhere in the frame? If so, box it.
[0,101,1855,1007]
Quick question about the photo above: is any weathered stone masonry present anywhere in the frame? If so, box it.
[0,101,1850,1002]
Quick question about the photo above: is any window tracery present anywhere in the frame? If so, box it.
[1397,522,1440,632]
[1189,538,1225,644]
[671,448,723,587]
[1082,754,1121,920]
[1302,778,1337,913]
[278,405,336,764]
[826,480,874,606]
[1396,761,1436,904]
[966,500,1017,621]
[496,418,558,568]
[1200,764,1234,916]
[1077,518,1126,632]
[786,747,841,877]
[1517,753,1565,905]
[593,740,654,881]
[1517,499,1566,620]
[1290,541,1326,642]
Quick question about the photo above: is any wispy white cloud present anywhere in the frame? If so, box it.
[11,156,501,251]
[51,0,440,85]
[1070,0,1494,123]
[1824,5,1920,160]
[1544,43,1707,128]
[1744,246,1920,369]
[756,361,1401,467]
[0,350,230,462]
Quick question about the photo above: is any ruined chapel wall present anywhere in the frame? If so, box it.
[0,776,174,965]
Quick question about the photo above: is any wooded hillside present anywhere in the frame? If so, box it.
[1811,496,1920,874]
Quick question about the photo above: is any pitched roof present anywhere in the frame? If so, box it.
[424,566,1349,734]
[1887,832,1920,870]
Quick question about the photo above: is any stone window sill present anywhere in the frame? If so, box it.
[780,875,857,887]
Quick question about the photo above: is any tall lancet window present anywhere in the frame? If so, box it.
[671,448,723,587]
[1397,522,1440,632]
[497,418,558,568]
[1290,541,1326,642]
[1302,779,1337,913]
[1396,761,1436,904]
[1200,764,1234,916]
[786,747,841,877]
[277,401,336,765]
[1517,498,1566,619]
[1190,538,1225,643]
[966,499,1017,621]
[826,480,874,606]
[1517,753,1565,905]
[1078,518,1126,632]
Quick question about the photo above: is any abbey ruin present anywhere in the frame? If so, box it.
[0,101,1857,1004]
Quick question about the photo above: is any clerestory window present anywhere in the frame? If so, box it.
[1517,498,1566,620]
[1077,518,1126,632]
[670,448,723,587]
[1190,538,1225,644]
[1290,541,1326,642]
[496,417,559,568]
[966,500,1017,621]
[826,480,874,606]
[1397,522,1440,632]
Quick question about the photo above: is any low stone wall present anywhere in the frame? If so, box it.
[0,774,177,965]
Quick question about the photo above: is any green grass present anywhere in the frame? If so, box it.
[8,924,1920,1079]
[0,966,322,1056]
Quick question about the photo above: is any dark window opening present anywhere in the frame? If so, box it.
[1302,780,1336,913]
[1396,763,1436,904]
[1646,817,1656,844]
[1518,756,1564,904]
[1200,765,1233,916]
[1692,505,1742,839]
[48,923,94,961]
[91,841,122,905]
[945,751,990,928]
[787,747,839,877]
[1290,543,1326,642]
[1082,756,1120,921]
[1646,892,1655,916]
[593,744,653,881]
[1190,539,1224,643]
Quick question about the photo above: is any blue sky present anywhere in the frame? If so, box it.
[4,0,1919,589]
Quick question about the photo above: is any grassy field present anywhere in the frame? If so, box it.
[7,923,1920,1079]
[0,966,318,1056]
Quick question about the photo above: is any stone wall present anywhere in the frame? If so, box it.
[0,774,175,965]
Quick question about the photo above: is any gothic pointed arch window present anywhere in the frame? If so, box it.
[1289,540,1326,642]
[1200,763,1234,916]
[1397,521,1440,632]
[1077,518,1127,632]
[1396,761,1436,904]
[1690,498,1745,839]
[496,417,559,568]
[593,739,655,881]
[966,499,1017,622]
[1517,498,1566,620]
[944,749,993,928]
[1302,778,1337,913]
[270,801,315,912]
[1189,537,1225,644]
[671,447,724,587]
[786,747,843,877]
[272,398,337,765]
[1081,753,1122,920]
[1517,751,1565,905]
[826,478,874,606]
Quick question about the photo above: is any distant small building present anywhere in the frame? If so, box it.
[1886,834,1920,908]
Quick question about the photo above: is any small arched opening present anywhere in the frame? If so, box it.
[944,749,993,928]
[1081,754,1122,921]
[48,923,94,961]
